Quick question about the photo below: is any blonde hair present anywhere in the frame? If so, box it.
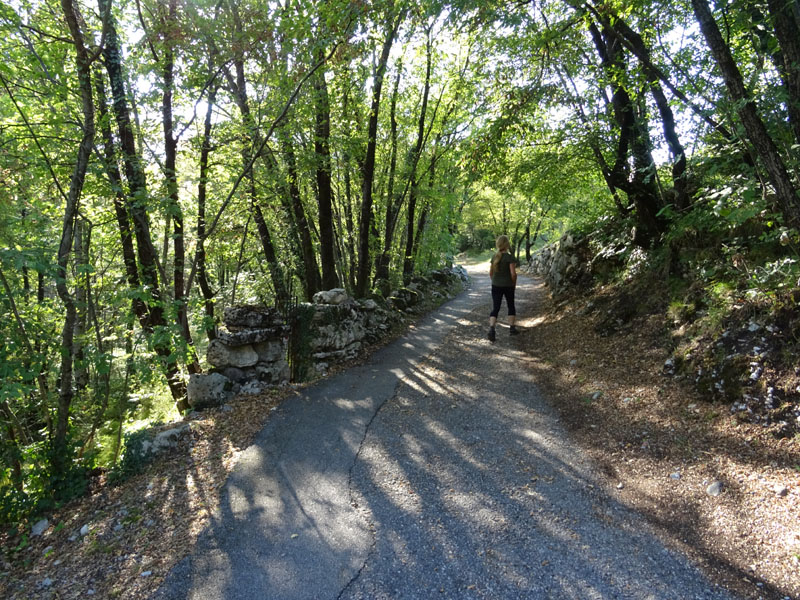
[491,235,511,269]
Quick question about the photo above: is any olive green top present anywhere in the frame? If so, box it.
[491,252,518,287]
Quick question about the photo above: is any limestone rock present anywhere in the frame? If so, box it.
[313,288,349,305]
[360,299,379,311]
[223,305,282,329]
[221,367,247,383]
[254,339,285,363]
[32,518,49,537]
[207,339,258,368]
[255,361,290,384]
[187,372,232,409]
[151,425,190,452]
[217,325,284,346]
[240,381,264,395]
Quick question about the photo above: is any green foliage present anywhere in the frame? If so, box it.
[0,437,89,525]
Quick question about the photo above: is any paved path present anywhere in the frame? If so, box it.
[154,266,737,600]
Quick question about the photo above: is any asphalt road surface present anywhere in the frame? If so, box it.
[153,265,737,600]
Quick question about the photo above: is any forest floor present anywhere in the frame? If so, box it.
[2,265,799,599]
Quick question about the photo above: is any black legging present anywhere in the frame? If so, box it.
[490,285,516,318]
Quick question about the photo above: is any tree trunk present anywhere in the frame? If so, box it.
[73,217,89,394]
[356,7,404,297]
[55,0,95,483]
[158,0,201,374]
[589,21,663,245]
[94,70,149,324]
[224,1,287,300]
[403,28,434,283]
[100,0,187,409]
[341,77,357,292]
[197,84,217,342]
[606,17,689,209]
[280,130,322,299]
[0,401,23,491]
[79,240,112,459]
[375,64,402,282]
[766,0,800,145]
[314,50,340,292]
[691,0,800,226]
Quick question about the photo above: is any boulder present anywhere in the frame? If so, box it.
[253,339,285,363]
[31,519,49,537]
[147,425,190,453]
[217,325,284,346]
[360,299,379,311]
[311,323,358,352]
[223,305,282,329]
[313,288,349,305]
[221,367,247,383]
[207,339,258,368]
[187,372,232,409]
[255,361,290,384]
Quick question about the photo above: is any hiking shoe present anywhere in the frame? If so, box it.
[488,327,496,342]
[510,326,520,336]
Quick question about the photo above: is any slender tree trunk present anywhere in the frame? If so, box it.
[555,63,629,214]
[73,217,89,394]
[407,147,441,278]
[0,263,42,482]
[113,315,135,465]
[375,64,402,282]
[55,0,95,482]
[314,50,340,291]
[197,83,217,342]
[341,79,358,292]
[280,129,321,299]
[95,71,149,324]
[224,2,287,300]
[605,17,689,209]
[100,0,187,408]
[691,0,800,226]
[0,401,23,491]
[159,0,201,374]
[589,21,663,244]
[79,249,112,459]
[766,0,800,145]
[356,7,404,297]
[403,29,434,283]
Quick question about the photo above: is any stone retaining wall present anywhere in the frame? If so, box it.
[187,266,469,409]
[521,233,584,295]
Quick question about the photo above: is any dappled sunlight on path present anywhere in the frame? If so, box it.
[154,265,738,600]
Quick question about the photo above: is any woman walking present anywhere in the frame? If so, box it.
[488,235,519,342]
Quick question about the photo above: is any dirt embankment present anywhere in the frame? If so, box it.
[516,277,799,600]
